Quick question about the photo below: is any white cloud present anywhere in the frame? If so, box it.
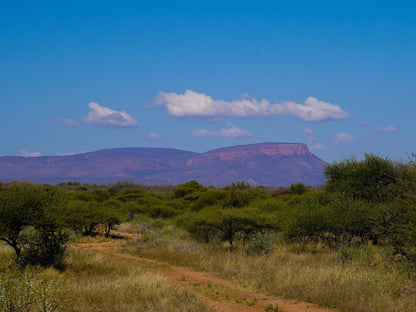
[303,127,315,134]
[331,132,359,145]
[374,125,398,133]
[191,122,252,138]
[308,136,316,142]
[50,119,81,128]
[310,144,330,151]
[361,122,398,133]
[152,90,350,122]
[84,102,138,127]
[270,97,351,122]
[149,132,160,140]
[19,150,42,157]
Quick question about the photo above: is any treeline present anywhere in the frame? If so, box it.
[1,153,416,269]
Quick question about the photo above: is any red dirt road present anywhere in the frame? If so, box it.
[72,240,337,312]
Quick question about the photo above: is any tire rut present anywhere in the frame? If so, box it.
[72,240,337,312]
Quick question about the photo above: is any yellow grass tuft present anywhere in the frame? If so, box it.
[61,248,211,312]
[138,237,416,312]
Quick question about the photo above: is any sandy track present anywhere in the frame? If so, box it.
[72,240,337,312]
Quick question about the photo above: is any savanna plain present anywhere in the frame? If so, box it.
[1,154,416,312]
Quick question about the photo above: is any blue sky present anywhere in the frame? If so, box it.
[1,0,415,162]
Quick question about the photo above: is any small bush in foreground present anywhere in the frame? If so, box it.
[0,268,62,312]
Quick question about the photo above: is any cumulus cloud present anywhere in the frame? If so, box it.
[50,119,81,128]
[191,122,252,138]
[331,132,359,145]
[19,150,42,157]
[361,122,398,133]
[84,102,138,128]
[151,90,350,122]
[374,125,398,133]
[148,132,160,140]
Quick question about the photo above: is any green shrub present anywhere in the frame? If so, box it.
[244,231,277,256]
[172,181,206,199]
[189,189,228,211]
[324,153,396,202]
[149,205,178,219]
[18,227,68,270]
[332,246,355,265]
[0,184,69,268]
[289,183,307,195]
[0,268,62,312]
[283,192,328,241]
[284,192,377,245]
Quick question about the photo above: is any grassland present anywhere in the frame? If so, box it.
[0,239,211,312]
[1,154,416,311]
[127,222,416,312]
[2,222,416,312]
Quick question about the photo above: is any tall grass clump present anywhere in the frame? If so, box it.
[1,240,211,312]
[61,247,211,312]
[136,230,416,312]
[0,266,63,312]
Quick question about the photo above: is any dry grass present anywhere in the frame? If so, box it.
[0,243,211,312]
[61,248,212,312]
[137,236,416,312]
[4,227,416,312]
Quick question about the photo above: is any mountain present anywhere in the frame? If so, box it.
[0,143,326,186]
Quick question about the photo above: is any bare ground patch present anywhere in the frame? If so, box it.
[72,239,337,312]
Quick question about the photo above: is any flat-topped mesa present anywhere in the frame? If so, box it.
[0,142,325,186]
[186,143,310,166]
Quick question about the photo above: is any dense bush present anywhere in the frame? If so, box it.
[289,183,308,195]
[324,153,396,202]
[178,204,279,251]
[0,184,68,269]
[385,157,416,260]
[2,153,416,266]
[18,227,68,270]
[284,192,377,245]
[323,154,416,260]
[189,189,228,211]
[172,180,206,199]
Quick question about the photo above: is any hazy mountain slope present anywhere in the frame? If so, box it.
[0,143,326,186]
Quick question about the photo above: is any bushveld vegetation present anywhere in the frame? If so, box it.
[1,153,416,311]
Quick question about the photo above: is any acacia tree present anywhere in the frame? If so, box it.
[216,208,273,250]
[0,184,68,268]
[324,153,396,202]
[321,153,416,256]
[101,199,123,237]
[61,198,123,237]
[172,180,206,199]
[179,207,222,243]
[180,206,278,251]
[60,200,98,235]
[283,191,378,246]
[0,184,40,258]
[386,156,416,261]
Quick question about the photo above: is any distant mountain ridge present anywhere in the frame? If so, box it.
[0,143,326,186]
